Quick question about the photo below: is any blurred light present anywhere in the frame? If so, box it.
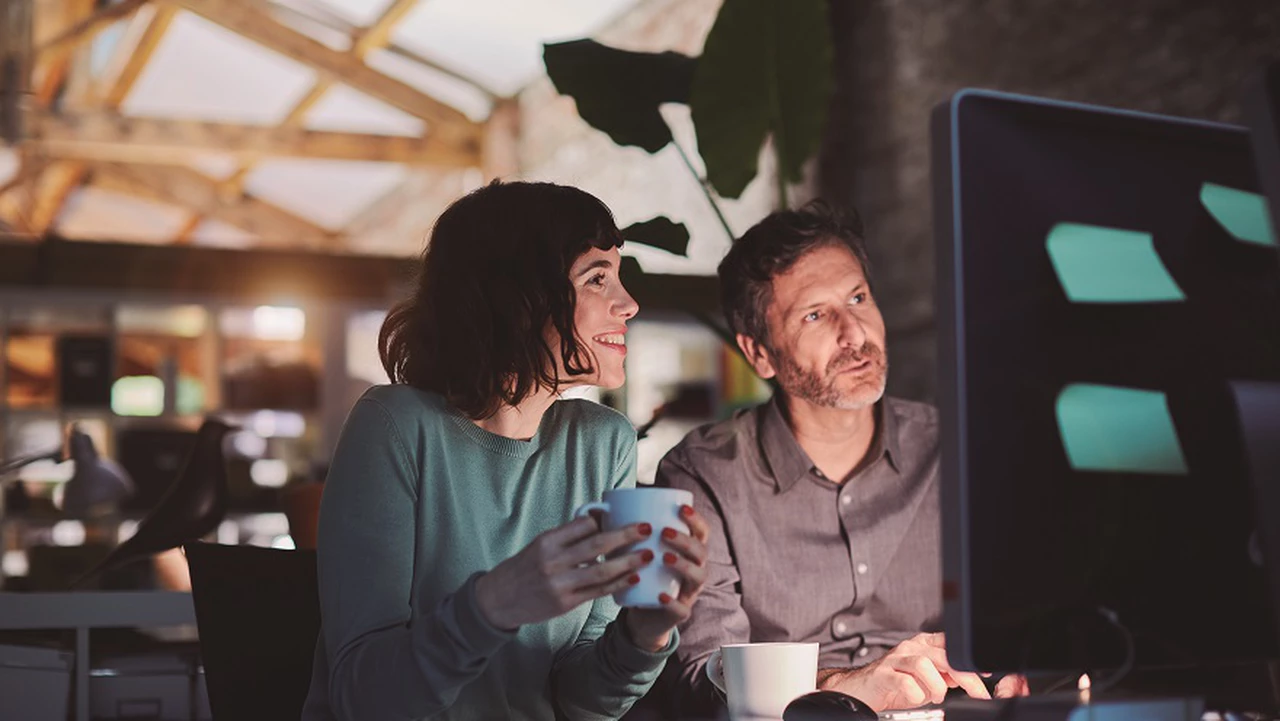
[251,306,305,341]
[270,535,296,550]
[10,418,62,456]
[250,459,289,488]
[117,305,208,337]
[118,519,139,544]
[217,520,239,545]
[51,520,86,547]
[346,311,389,385]
[2,550,28,577]
[19,458,74,484]
[111,376,165,416]
[230,431,268,458]
[249,410,306,439]
[175,376,205,415]
[240,512,289,537]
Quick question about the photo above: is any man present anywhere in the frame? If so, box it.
[656,202,1026,715]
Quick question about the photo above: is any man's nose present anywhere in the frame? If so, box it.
[837,308,867,348]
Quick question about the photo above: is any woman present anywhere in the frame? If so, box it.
[302,181,710,721]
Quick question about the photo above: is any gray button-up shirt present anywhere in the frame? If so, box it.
[655,395,941,714]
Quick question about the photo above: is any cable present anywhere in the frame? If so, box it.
[1007,604,1137,697]
[1088,606,1137,694]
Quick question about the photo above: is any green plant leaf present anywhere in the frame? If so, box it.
[690,0,833,199]
[620,216,691,257]
[543,40,697,154]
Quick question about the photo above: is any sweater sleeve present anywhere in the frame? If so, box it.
[550,433,677,720]
[316,397,517,721]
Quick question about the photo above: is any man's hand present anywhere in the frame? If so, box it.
[819,633,991,711]
[994,673,1031,698]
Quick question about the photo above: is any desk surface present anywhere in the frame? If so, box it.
[0,591,195,630]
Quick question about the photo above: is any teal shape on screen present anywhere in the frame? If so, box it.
[1200,182,1277,247]
[1046,223,1185,303]
[1055,384,1189,475]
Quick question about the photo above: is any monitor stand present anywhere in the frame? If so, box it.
[945,693,1205,721]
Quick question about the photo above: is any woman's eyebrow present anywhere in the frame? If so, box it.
[574,259,613,277]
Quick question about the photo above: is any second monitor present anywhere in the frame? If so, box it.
[932,89,1280,677]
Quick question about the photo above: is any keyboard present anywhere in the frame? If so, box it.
[880,708,947,721]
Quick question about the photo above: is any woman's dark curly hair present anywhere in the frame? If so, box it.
[379,181,623,419]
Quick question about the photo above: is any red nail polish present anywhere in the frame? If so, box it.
[638,523,652,536]
[664,552,677,566]
[661,528,677,540]
[659,593,672,604]
[680,505,694,517]
[640,549,654,563]
[629,574,640,585]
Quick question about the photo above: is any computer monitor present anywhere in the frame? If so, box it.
[1242,60,1280,657]
[1244,61,1280,242]
[117,425,276,513]
[117,426,199,513]
[932,89,1280,676]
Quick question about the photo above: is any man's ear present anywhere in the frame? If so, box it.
[736,333,777,380]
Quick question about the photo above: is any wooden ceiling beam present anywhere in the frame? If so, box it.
[165,0,479,146]
[352,0,418,56]
[26,110,481,167]
[0,237,720,316]
[87,162,339,249]
[27,163,87,233]
[182,0,433,246]
[35,0,149,59]
[103,4,178,109]
[344,169,456,241]
[21,0,104,238]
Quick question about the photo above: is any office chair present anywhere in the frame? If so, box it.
[184,542,320,721]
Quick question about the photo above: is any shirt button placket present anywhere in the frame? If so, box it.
[831,611,858,641]
[840,492,864,611]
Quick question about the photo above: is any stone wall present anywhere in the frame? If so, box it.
[820,0,1280,401]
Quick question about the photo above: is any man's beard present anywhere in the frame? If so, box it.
[773,341,888,410]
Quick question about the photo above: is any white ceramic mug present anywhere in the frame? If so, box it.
[573,487,692,608]
[706,642,819,721]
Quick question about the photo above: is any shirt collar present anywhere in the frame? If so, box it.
[879,399,903,474]
[759,394,902,493]
[759,395,813,493]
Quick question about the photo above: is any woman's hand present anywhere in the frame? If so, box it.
[624,504,710,651]
[474,516,653,631]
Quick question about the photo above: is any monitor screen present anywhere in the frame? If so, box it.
[932,89,1280,675]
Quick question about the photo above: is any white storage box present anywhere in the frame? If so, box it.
[0,643,73,721]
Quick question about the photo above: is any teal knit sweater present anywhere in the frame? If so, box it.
[302,385,675,721]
